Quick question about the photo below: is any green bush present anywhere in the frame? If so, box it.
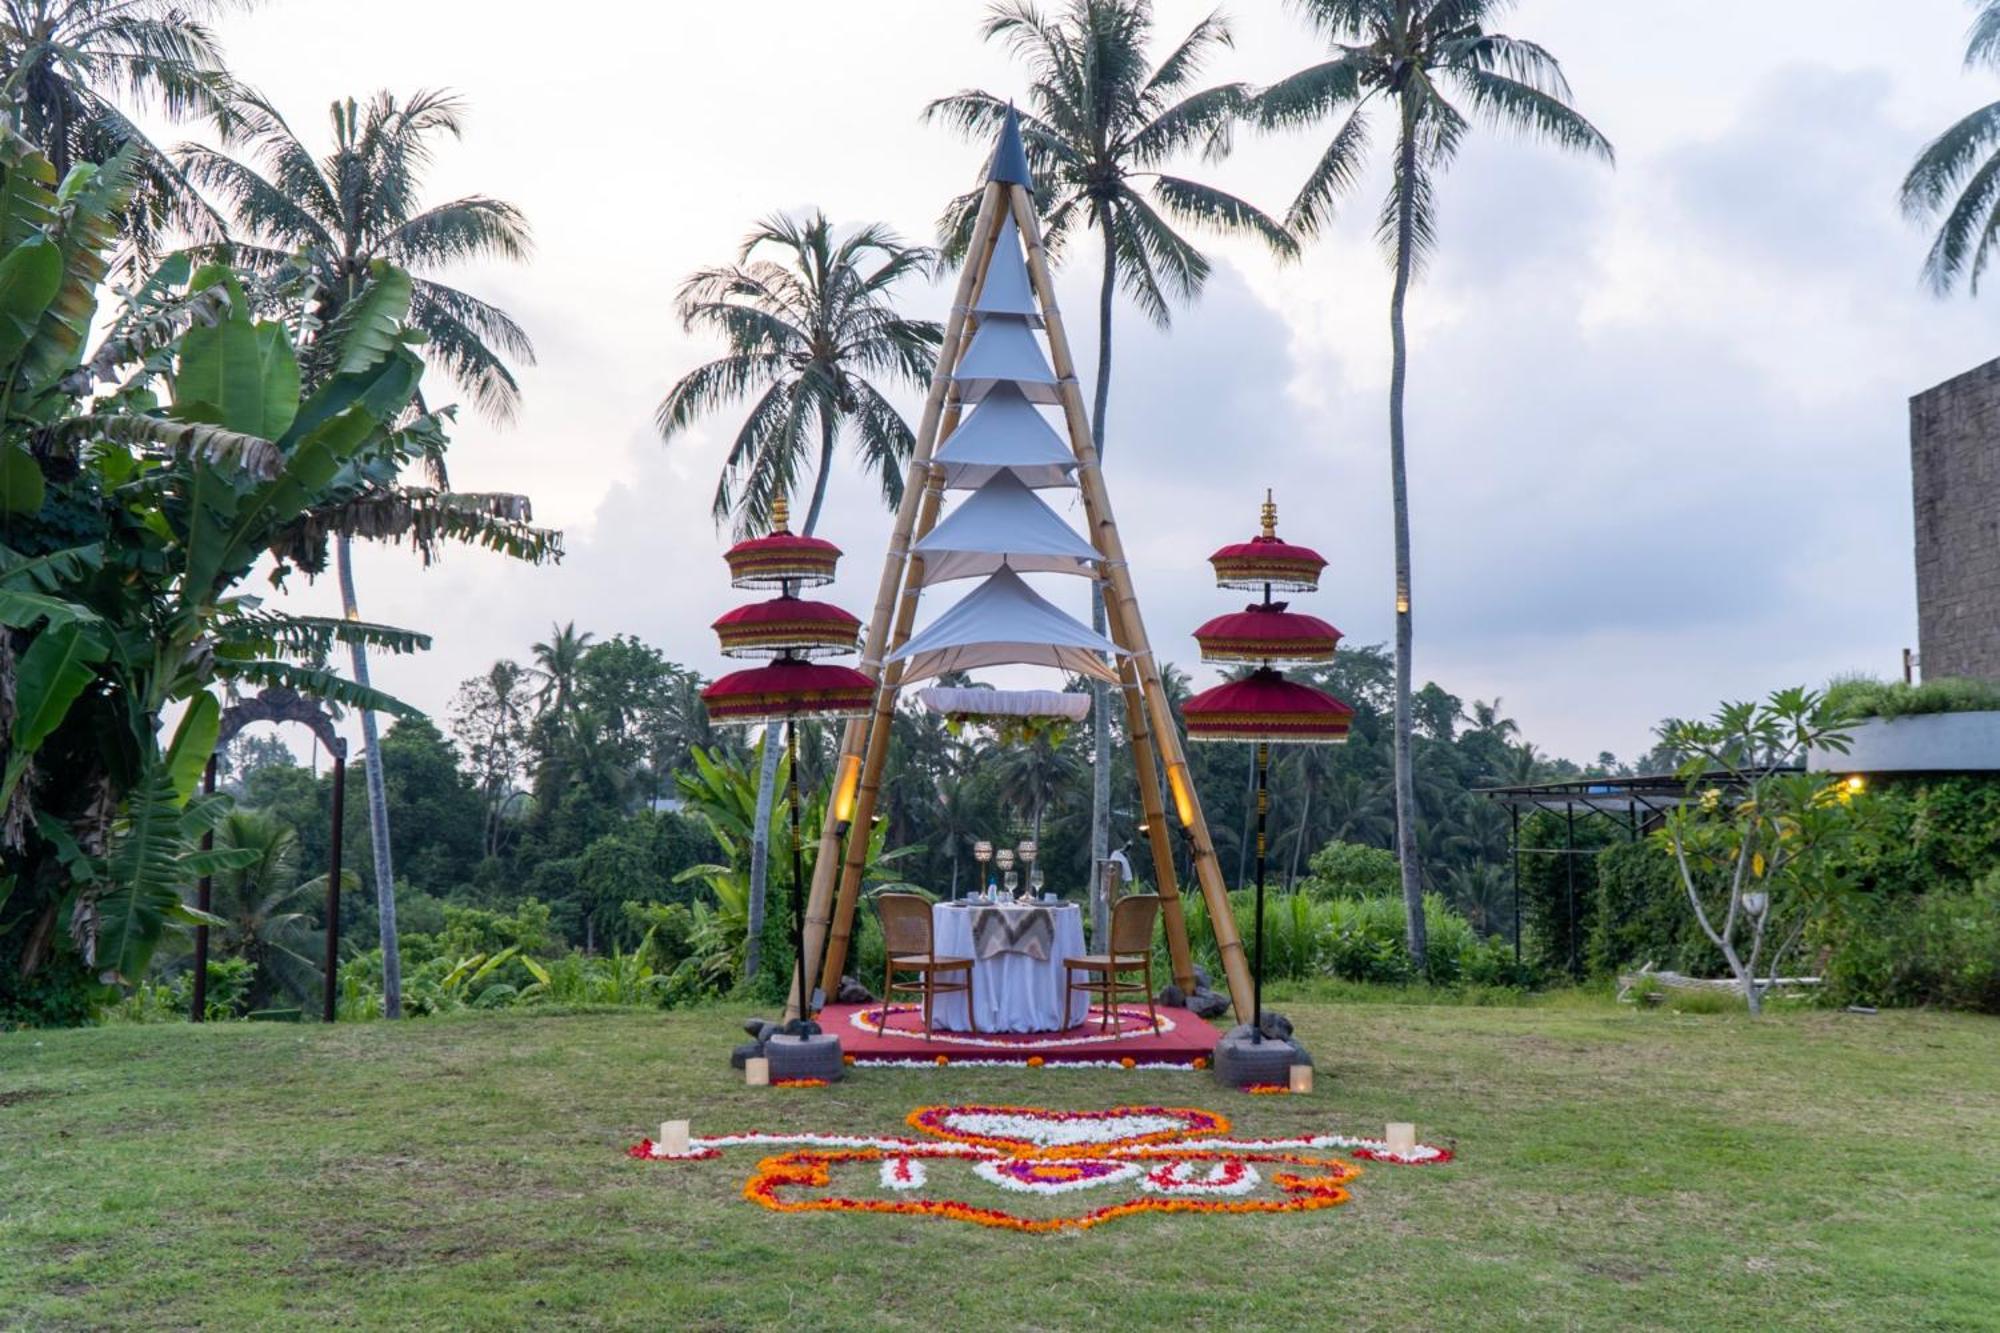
[1821,872,2000,1013]
[1516,811,1625,980]
[1296,841,1401,899]
[1168,889,1522,988]
[1824,675,2000,721]
[1588,840,1726,978]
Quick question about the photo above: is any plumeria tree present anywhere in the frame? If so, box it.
[1656,689,1878,1016]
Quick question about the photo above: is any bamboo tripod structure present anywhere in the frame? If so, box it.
[788,133,1256,1025]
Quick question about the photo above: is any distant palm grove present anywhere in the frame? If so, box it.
[4,0,1999,1031]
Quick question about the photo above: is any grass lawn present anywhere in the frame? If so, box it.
[4,992,1997,1331]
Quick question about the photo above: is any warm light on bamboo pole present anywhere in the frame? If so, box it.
[1166,762,1195,828]
[831,753,862,827]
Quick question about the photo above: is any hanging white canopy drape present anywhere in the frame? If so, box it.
[890,566,1124,684]
[934,382,1076,491]
[913,469,1098,585]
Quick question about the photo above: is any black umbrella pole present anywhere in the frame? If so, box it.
[787,721,810,1033]
[1253,740,1268,1043]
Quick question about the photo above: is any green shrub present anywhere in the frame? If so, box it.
[1821,871,2000,1013]
[1589,840,1726,978]
[1516,811,1625,980]
[1824,675,2000,721]
[1168,889,1516,988]
[1296,841,1401,899]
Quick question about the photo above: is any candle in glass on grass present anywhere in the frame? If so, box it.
[659,1119,691,1154]
[1385,1122,1417,1156]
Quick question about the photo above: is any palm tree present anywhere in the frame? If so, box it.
[201,809,329,1012]
[181,89,536,1016]
[0,0,242,252]
[1902,1,2000,292]
[929,0,1299,897]
[1253,0,1610,971]
[656,210,939,984]
[530,622,594,726]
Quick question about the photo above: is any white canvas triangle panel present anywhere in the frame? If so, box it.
[913,470,1098,587]
[935,383,1076,490]
[953,314,1060,405]
[970,216,1042,327]
[890,566,1124,684]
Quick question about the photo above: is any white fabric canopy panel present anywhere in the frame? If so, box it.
[934,382,1076,491]
[912,469,1098,586]
[918,687,1092,721]
[953,314,1060,405]
[891,565,1124,684]
[970,216,1043,327]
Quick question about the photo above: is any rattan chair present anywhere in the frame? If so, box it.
[875,892,976,1038]
[1063,893,1160,1034]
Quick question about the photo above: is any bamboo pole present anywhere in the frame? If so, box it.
[790,180,1008,1018]
[1006,186,1255,1021]
[1103,577,1194,991]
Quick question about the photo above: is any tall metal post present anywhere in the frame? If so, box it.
[1511,803,1522,964]
[190,755,218,1022]
[1564,802,1578,977]
[1251,740,1269,1042]
[786,720,813,1033]
[323,750,347,1023]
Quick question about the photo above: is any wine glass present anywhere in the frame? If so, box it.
[1029,864,1045,898]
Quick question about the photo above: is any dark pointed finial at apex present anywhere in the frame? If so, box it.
[989,102,1034,188]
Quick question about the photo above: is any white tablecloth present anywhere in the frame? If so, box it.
[929,901,1089,1033]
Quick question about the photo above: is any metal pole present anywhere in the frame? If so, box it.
[1564,802,1578,977]
[787,720,812,1034]
[1252,740,1269,1043]
[191,755,217,1022]
[1511,803,1522,965]
[323,752,346,1023]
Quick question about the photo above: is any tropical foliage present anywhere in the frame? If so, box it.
[0,118,555,1026]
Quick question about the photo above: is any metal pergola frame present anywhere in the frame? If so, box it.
[1476,771,1785,972]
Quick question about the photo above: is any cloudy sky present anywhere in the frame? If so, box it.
[200,0,2000,764]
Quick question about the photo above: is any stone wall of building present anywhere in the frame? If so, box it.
[1912,358,2000,683]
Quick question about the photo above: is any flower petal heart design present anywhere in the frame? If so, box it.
[909,1105,1229,1157]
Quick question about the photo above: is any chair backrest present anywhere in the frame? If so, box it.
[1110,893,1160,956]
[875,892,934,957]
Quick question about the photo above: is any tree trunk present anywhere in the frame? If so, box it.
[1388,107,1429,975]
[337,534,402,1018]
[1088,212,1117,883]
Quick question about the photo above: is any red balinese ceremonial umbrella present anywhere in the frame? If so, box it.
[1184,495,1352,1043]
[703,498,872,1036]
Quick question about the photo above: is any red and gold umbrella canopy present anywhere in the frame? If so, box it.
[1183,669,1354,744]
[723,497,842,590]
[1208,493,1327,593]
[701,661,874,725]
[1192,604,1341,665]
[713,596,861,660]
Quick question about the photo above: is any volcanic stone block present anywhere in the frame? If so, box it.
[1213,1032,1306,1088]
[765,1033,846,1082]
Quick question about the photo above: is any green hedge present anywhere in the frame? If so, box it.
[1587,840,1726,978]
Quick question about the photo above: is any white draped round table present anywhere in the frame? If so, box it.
[929,900,1090,1033]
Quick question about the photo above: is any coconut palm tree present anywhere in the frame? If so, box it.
[0,0,244,252]
[656,209,939,984]
[928,0,1299,895]
[1902,1,2000,292]
[180,89,536,1016]
[1252,0,1611,970]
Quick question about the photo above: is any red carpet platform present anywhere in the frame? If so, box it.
[826,1002,1221,1067]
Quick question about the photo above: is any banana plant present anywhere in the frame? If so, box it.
[0,122,563,1001]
